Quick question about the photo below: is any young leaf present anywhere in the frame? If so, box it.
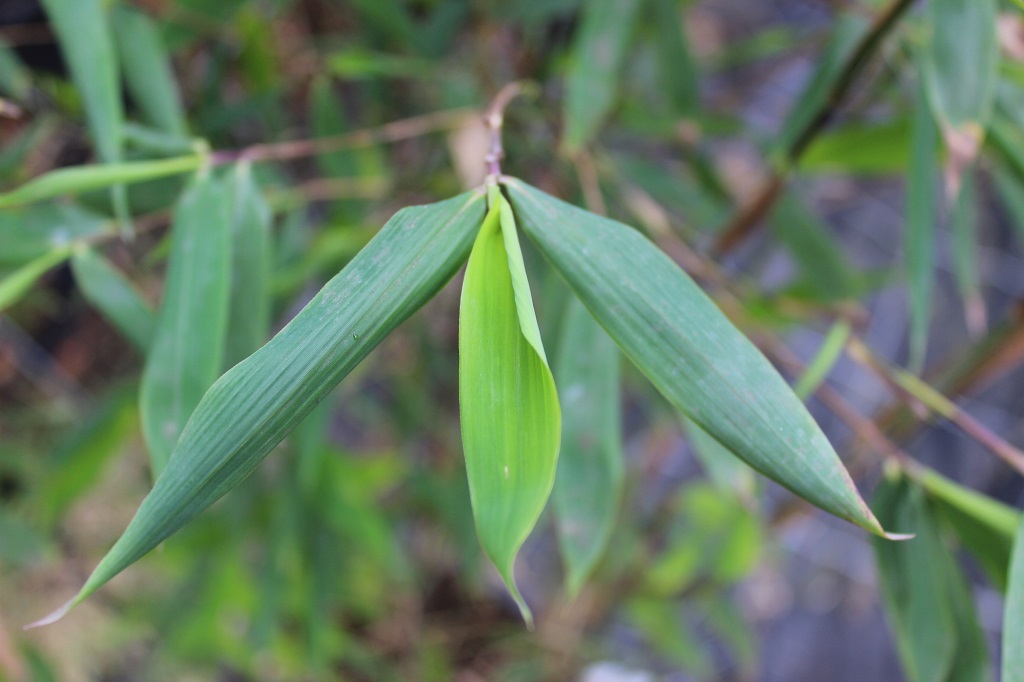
[504,178,891,537]
[872,477,957,682]
[0,155,204,209]
[459,187,560,625]
[1004,517,1024,682]
[224,164,272,368]
[906,77,939,373]
[553,296,622,597]
[562,0,642,153]
[140,172,232,475]
[0,246,73,311]
[28,190,486,628]
[111,5,189,136]
[71,247,156,352]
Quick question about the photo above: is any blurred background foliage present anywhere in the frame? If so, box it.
[1,0,1024,680]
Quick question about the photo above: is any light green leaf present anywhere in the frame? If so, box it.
[71,247,155,352]
[0,155,204,209]
[0,203,112,265]
[505,178,891,537]
[873,477,956,682]
[0,37,31,102]
[0,246,73,311]
[40,0,128,229]
[922,0,998,132]
[919,468,1019,591]
[111,5,188,136]
[798,118,912,175]
[140,172,232,475]
[29,190,486,628]
[562,0,643,152]
[950,169,984,336]
[224,164,272,368]
[553,296,622,597]
[459,186,560,625]
[681,416,757,504]
[1004,517,1024,682]
[794,320,851,399]
[906,77,939,373]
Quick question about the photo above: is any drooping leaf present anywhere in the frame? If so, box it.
[906,77,939,372]
[562,0,643,152]
[872,476,957,682]
[111,5,189,136]
[553,296,622,597]
[922,0,998,133]
[0,156,204,209]
[1004,517,1024,682]
[919,468,1019,591]
[0,246,73,311]
[71,247,156,352]
[224,164,272,368]
[140,172,233,475]
[459,186,560,625]
[0,203,112,265]
[29,190,485,627]
[504,178,891,537]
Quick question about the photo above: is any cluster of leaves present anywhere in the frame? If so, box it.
[2,0,1024,680]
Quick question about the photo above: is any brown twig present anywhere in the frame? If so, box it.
[713,0,915,256]
[482,81,535,180]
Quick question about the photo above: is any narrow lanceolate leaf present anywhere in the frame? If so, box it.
[71,247,155,352]
[459,187,560,625]
[1004,517,1024,682]
[140,173,232,475]
[553,297,622,597]
[649,0,699,119]
[0,246,73,311]
[224,164,272,368]
[40,0,128,228]
[873,477,956,682]
[28,190,485,628]
[922,0,998,133]
[0,156,204,209]
[906,78,938,373]
[0,203,112,265]
[794,320,851,400]
[505,178,891,537]
[111,5,188,136]
[562,0,642,153]
[951,171,985,336]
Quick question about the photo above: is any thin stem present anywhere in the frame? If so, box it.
[483,81,535,180]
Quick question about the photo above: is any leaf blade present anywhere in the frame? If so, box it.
[71,247,156,352]
[32,190,485,626]
[459,188,560,624]
[505,177,887,536]
[1004,516,1024,682]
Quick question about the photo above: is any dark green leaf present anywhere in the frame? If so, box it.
[30,190,486,627]
[505,178,891,536]
[553,296,622,597]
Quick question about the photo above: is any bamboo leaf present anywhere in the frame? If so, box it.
[553,296,622,597]
[872,477,957,682]
[562,0,642,153]
[71,247,156,352]
[111,5,188,136]
[649,0,698,119]
[1004,517,1024,682]
[504,178,892,537]
[906,77,939,373]
[459,186,560,625]
[681,417,757,504]
[950,170,985,336]
[140,173,233,475]
[224,164,272,368]
[0,246,73,311]
[0,37,31,102]
[28,190,485,628]
[922,0,998,133]
[0,156,204,209]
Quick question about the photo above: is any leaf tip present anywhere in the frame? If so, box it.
[23,597,76,630]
